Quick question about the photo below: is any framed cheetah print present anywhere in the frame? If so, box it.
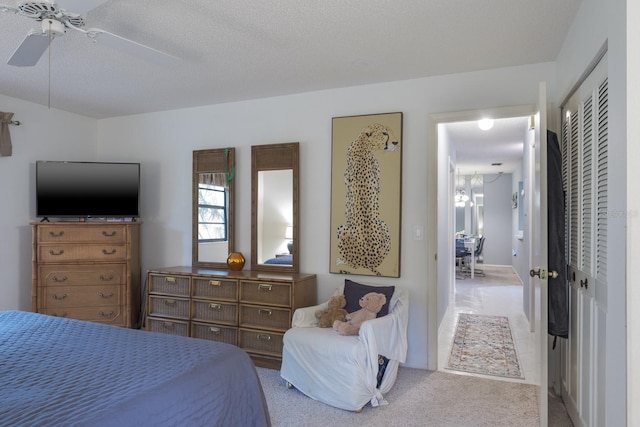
[330,112,403,278]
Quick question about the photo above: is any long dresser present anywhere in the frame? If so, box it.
[31,222,141,328]
[146,266,316,369]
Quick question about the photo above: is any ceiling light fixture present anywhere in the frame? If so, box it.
[478,118,494,131]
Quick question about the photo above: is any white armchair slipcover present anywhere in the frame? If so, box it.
[280,285,409,411]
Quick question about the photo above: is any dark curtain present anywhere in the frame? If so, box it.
[547,130,568,339]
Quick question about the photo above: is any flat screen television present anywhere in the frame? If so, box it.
[36,161,140,218]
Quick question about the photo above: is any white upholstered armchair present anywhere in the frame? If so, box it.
[280,284,409,412]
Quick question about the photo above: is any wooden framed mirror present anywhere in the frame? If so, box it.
[192,148,235,268]
[251,142,299,273]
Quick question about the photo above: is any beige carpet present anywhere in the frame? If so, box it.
[257,366,544,426]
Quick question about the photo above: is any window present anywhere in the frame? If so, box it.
[198,183,227,242]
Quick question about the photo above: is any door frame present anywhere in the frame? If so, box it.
[426,104,537,370]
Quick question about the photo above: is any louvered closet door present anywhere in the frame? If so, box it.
[560,53,608,427]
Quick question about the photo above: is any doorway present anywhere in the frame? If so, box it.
[430,107,538,384]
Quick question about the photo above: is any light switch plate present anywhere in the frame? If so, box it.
[413,225,424,240]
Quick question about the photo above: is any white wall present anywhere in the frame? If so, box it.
[97,62,555,369]
[512,127,535,321]
[511,164,526,279]
[0,94,97,311]
[482,173,514,265]
[436,125,455,325]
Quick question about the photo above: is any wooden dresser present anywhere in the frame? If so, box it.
[146,266,316,369]
[31,222,141,328]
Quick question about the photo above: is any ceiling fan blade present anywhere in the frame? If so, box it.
[57,0,107,16]
[8,31,51,66]
[92,30,179,65]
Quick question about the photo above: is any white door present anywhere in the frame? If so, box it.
[560,53,608,427]
[531,82,549,425]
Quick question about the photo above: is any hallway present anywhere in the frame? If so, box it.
[437,265,538,385]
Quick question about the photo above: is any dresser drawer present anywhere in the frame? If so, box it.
[192,299,237,325]
[239,328,284,357]
[239,305,290,331]
[37,225,127,243]
[148,295,190,319]
[38,264,125,286]
[148,273,190,297]
[240,280,291,307]
[192,277,237,301]
[191,321,237,345]
[37,244,127,263]
[40,285,121,308]
[44,306,122,323]
[147,317,189,337]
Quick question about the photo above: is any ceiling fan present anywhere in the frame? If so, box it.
[0,0,177,66]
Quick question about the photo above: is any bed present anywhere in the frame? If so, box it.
[0,310,271,427]
[264,254,293,265]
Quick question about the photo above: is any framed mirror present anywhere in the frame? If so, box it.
[251,142,299,273]
[192,148,235,268]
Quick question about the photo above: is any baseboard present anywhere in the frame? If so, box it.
[562,382,582,426]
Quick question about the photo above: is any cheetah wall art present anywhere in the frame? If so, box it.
[330,112,402,277]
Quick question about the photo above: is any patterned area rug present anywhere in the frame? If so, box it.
[447,313,524,379]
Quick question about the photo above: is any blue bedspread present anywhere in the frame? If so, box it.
[264,254,293,265]
[0,311,271,427]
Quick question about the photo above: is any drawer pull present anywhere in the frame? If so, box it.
[102,249,117,255]
[99,275,114,282]
[51,293,67,300]
[258,284,273,292]
[165,277,177,283]
[51,312,68,318]
[48,249,64,256]
[259,308,272,316]
[209,280,221,286]
[48,231,64,238]
[162,322,175,329]
[257,334,272,341]
[99,311,115,317]
[164,299,176,305]
[51,275,67,282]
[209,303,222,310]
[102,231,117,237]
[209,327,221,334]
[98,292,114,299]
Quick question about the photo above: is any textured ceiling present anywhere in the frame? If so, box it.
[0,0,581,120]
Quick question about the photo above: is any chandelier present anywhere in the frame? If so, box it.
[454,168,472,207]
[454,189,469,207]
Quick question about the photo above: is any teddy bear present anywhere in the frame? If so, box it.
[332,292,387,336]
[315,294,348,328]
